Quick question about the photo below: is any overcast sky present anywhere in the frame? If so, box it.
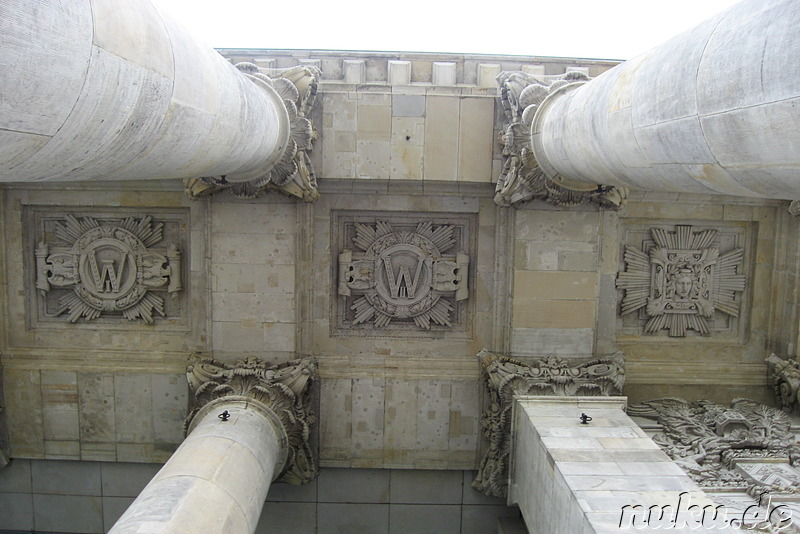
[153,0,743,61]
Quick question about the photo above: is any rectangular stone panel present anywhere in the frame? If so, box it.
[24,206,189,329]
[331,210,476,337]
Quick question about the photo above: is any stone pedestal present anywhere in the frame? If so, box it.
[508,397,734,533]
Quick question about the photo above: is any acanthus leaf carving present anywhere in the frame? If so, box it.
[185,64,320,202]
[34,215,182,324]
[617,224,746,337]
[494,71,628,209]
[473,349,625,497]
[185,354,318,485]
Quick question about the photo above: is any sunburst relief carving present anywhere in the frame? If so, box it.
[35,215,182,323]
[616,225,746,336]
[338,220,469,330]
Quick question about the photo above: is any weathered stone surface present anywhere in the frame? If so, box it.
[473,349,625,497]
[617,224,746,337]
[185,355,318,485]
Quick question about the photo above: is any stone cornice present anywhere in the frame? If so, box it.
[185,354,318,485]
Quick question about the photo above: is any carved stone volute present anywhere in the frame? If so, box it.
[186,65,320,202]
[185,355,318,485]
[494,71,627,209]
[473,349,625,497]
[767,353,800,415]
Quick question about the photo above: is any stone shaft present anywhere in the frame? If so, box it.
[108,398,287,534]
[532,0,800,199]
[0,0,289,183]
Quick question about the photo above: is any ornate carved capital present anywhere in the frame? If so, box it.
[185,355,318,485]
[34,215,182,324]
[473,349,625,497]
[767,353,800,415]
[186,64,320,202]
[494,71,627,209]
[617,225,746,337]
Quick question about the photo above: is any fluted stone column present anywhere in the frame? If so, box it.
[0,0,318,200]
[530,0,800,200]
[109,356,317,534]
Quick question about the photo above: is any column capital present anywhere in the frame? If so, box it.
[186,354,318,485]
[473,349,625,497]
[494,71,627,209]
[185,64,321,203]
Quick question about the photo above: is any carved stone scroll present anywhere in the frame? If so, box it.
[186,65,320,202]
[767,353,800,415]
[627,398,800,493]
[617,225,746,337]
[185,355,318,485]
[34,215,182,324]
[473,349,625,497]
[494,71,627,209]
[338,220,469,330]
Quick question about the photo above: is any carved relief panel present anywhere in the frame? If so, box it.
[616,222,750,338]
[333,211,474,336]
[26,208,188,327]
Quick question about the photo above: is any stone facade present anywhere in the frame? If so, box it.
[1,38,800,534]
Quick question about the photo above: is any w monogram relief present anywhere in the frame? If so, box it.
[338,220,469,330]
[34,214,183,323]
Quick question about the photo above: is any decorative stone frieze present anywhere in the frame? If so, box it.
[185,355,318,485]
[33,214,183,324]
[766,353,800,415]
[473,349,625,497]
[494,71,627,209]
[617,224,746,337]
[628,398,800,493]
[334,213,473,334]
[186,64,320,202]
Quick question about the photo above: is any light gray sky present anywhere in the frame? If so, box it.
[154,0,743,61]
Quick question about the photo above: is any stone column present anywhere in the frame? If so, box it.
[528,0,800,200]
[0,0,318,200]
[109,356,317,534]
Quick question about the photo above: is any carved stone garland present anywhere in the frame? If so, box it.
[617,225,746,337]
[185,64,320,202]
[627,398,800,495]
[767,353,800,415]
[494,71,627,209]
[185,355,318,485]
[473,349,625,497]
[338,221,469,330]
[35,215,182,323]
